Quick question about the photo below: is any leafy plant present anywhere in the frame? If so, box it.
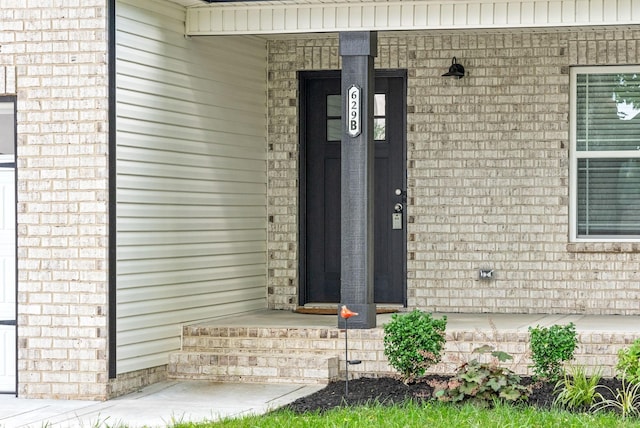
[444,318,527,374]
[382,310,447,383]
[553,365,603,411]
[617,338,640,385]
[591,376,640,418]
[433,345,531,407]
[528,323,578,381]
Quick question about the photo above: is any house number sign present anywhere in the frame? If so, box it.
[347,84,361,138]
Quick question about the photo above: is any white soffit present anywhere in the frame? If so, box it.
[185,0,640,35]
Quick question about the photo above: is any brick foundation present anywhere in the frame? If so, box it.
[167,316,629,382]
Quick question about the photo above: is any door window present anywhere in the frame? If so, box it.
[325,94,387,142]
[373,94,386,141]
[326,95,341,141]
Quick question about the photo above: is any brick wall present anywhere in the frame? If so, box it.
[170,315,627,382]
[266,27,640,315]
[1,1,110,399]
[338,328,623,380]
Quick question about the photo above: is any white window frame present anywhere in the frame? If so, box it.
[570,65,640,242]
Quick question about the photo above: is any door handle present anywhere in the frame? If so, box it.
[394,203,403,213]
[0,320,16,326]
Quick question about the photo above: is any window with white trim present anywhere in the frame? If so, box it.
[571,67,640,241]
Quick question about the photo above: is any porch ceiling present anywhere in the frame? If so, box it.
[174,0,640,36]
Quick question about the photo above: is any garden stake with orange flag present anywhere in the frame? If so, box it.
[340,305,361,395]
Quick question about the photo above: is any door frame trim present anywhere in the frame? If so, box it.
[297,69,408,306]
[107,0,117,379]
[0,94,17,395]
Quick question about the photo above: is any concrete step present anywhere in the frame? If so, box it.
[180,325,341,353]
[170,312,640,385]
[168,351,339,384]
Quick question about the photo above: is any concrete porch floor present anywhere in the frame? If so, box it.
[195,309,640,334]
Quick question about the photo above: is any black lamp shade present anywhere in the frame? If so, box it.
[442,57,465,79]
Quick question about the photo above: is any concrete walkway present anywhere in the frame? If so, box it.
[0,381,324,428]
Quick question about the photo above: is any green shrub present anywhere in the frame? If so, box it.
[382,310,447,382]
[617,338,640,385]
[528,323,578,381]
[434,345,530,407]
[554,365,603,411]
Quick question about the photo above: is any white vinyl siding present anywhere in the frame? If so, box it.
[116,0,268,374]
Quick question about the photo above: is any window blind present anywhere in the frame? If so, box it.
[576,73,640,237]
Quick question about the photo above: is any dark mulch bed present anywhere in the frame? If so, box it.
[284,375,624,414]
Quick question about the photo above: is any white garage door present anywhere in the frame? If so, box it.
[0,99,16,394]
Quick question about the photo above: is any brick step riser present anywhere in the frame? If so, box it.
[180,326,368,354]
[168,352,339,384]
[176,327,628,382]
[181,338,342,353]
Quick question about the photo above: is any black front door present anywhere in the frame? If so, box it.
[299,70,407,305]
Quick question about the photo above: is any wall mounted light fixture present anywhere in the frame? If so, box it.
[479,269,494,280]
[442,57,465,79]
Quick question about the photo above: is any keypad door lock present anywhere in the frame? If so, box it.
[392,203,403,230]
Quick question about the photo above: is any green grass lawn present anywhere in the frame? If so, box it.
[171,401,640,428]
